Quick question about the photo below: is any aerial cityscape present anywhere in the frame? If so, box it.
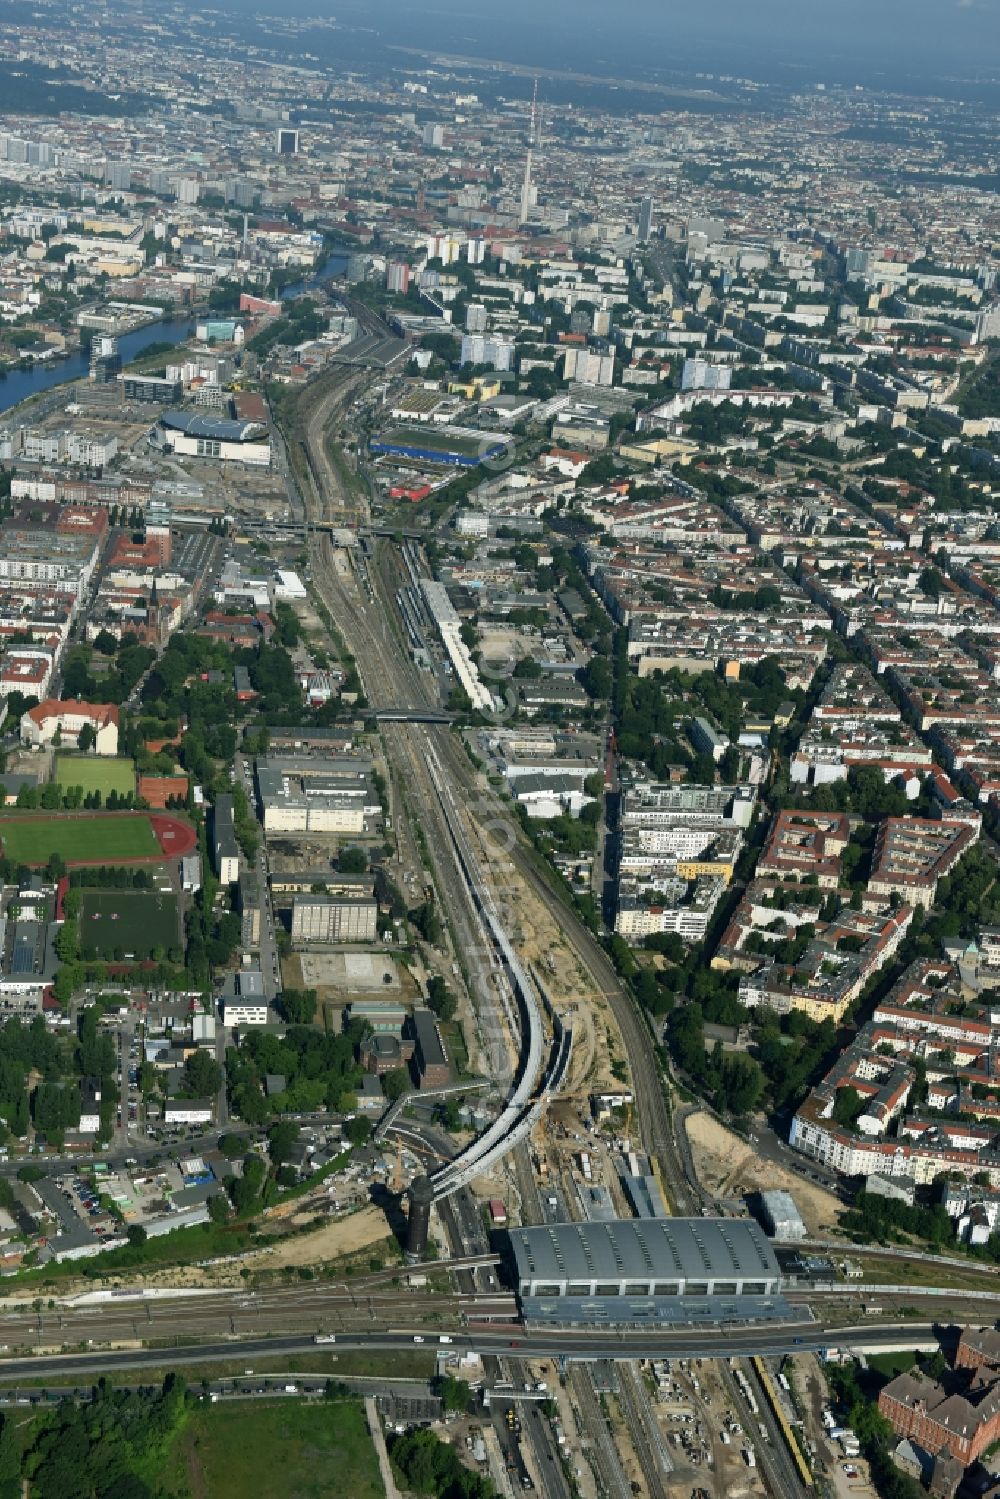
[0,0,998,1493]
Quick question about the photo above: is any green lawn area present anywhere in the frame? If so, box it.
[162,1399,383,1499]
[54,755,136,797]
[0,813,160,866]
[867,1351,918,1378]
[79,888,178,960]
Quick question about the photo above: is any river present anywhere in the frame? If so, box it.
[280,251,349,303]
[0,316,198,419]
[0,248,351,420]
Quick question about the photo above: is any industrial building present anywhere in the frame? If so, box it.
[757,1189,808,1242]
[221,968,268,1027]
[505,1218,789,1326]
[255,761,371,835]
[290,894,378,944]
[369,426,508,469]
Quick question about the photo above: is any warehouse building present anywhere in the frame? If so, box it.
[758,1189,808,1243]
[291,895,378,944]
[505,1218,789,1326]
[256,763,368,834]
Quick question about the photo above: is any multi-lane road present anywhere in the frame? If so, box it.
[0,1317,950,1387]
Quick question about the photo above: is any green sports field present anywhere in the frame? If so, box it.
[79,889,178,960]
[385,424,486,458]
[54,756,136,798]
[0,814,160,866]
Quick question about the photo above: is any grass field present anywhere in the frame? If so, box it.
[162,1399,383,1499]
[54,756,136,798]
[79,889,178,960]
[0,813,160,866]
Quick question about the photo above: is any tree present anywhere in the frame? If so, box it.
[338,846,368,874]
[687,752,717,786]
[426,975,457,1023]
[78,723,96,753]
[382,1068,410,1103]
[411,901,443,946]
[181,1049,222,1099]
[436,1097,462,1132]
[434,1374,471,1413]
[579,656,612,700]
[126,1224,147,1247]
[207,1191,230,1224]
[832,1085,863,1128]
[267,1119,300,1169]
[716,1054,764,1116]
[278,989,317,1026]
[344,1116,370,1146]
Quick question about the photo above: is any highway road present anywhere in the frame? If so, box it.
[0,1318,954,1385]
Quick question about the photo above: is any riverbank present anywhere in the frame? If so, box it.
[0,314,198,420]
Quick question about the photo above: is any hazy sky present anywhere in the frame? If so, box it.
[192,0,1000,103]
[269,0,1000,81]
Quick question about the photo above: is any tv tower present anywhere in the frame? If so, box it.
[519,79,538,226]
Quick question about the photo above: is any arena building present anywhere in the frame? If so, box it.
[152,411,271,467]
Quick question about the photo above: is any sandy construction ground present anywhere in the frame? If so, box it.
[0,1207,398,1303]
[249,1204,394,1271]
[685,1110,843,1237]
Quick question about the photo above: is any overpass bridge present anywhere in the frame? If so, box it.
[402,740,573,1256]
[373,708,455,725]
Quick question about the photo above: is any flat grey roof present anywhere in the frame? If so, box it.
[509,1218,780,1284]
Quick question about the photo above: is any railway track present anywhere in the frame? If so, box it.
[569,1366,632,1499]
[724,1358,811,1499]
[617,1361,672,1499]
[311,520,700,1214]
[294,369,700,1218]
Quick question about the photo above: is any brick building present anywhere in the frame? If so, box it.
[409,1008,449,1090]
[878,1364,1000,1466]
[955,1325,1000,1374]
